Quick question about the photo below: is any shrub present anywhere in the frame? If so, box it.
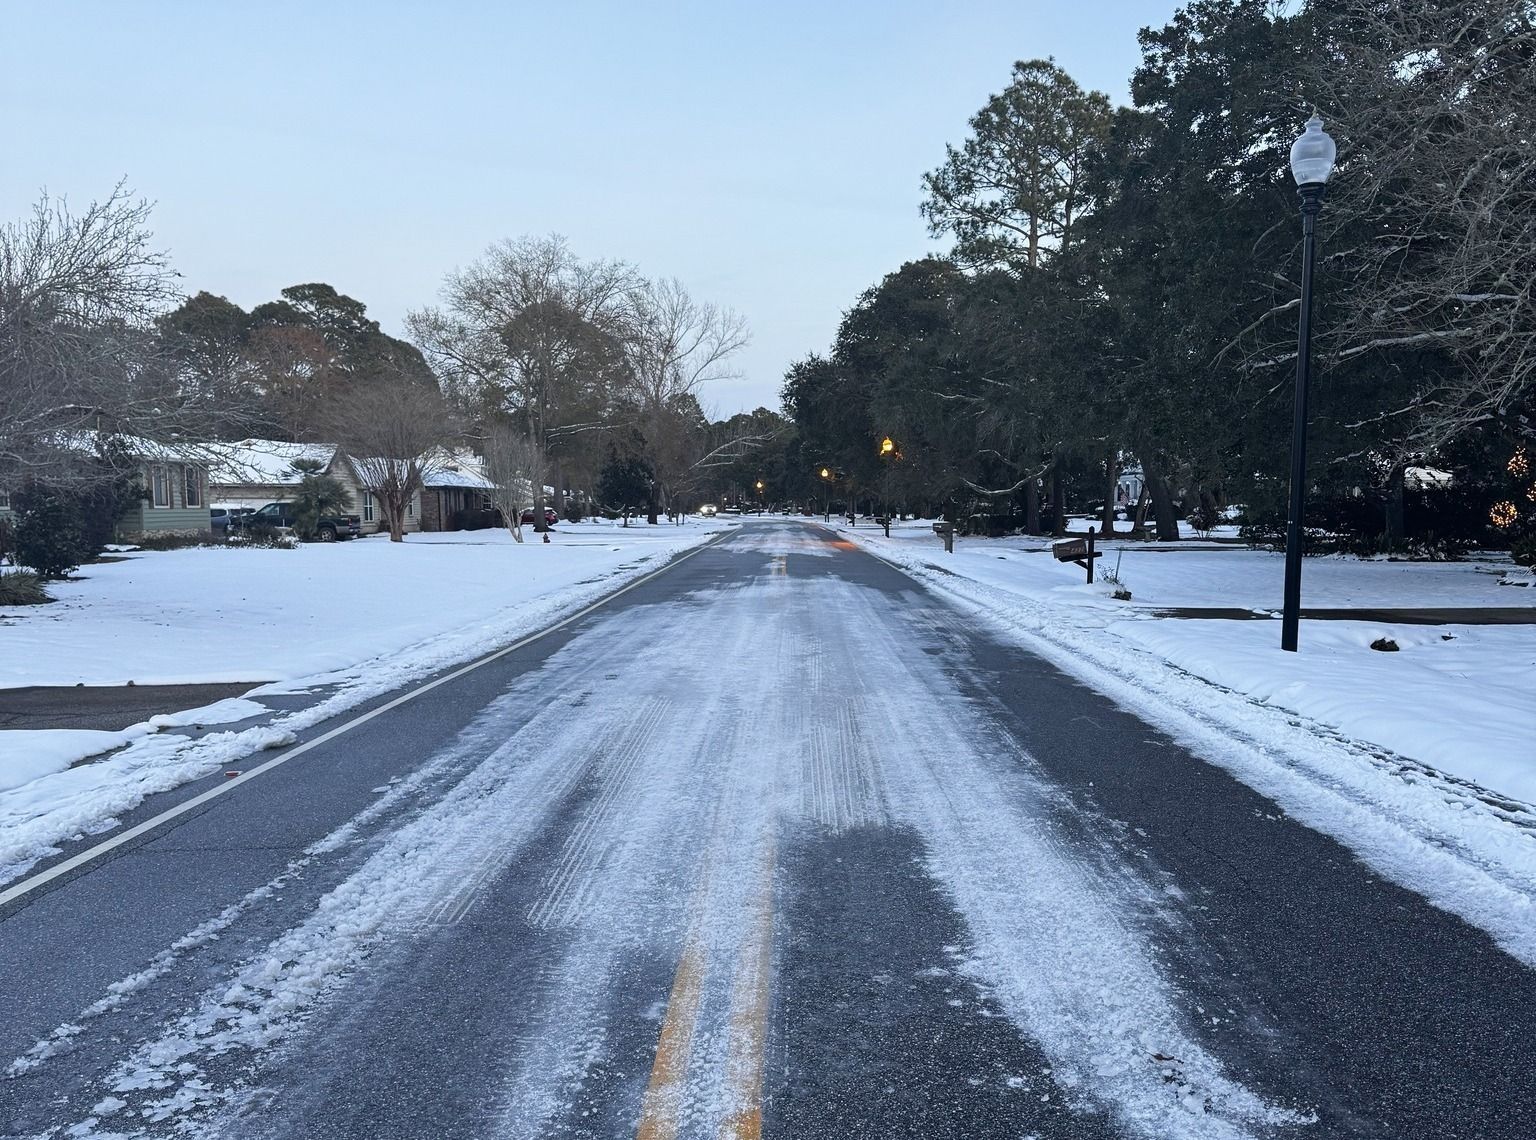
[1188,501,1221,538]
[13,494,88,578]
[563,500,585,524]
[1401,532,1471,562]
[1508,532,1535,568]
[134,531,223,551]
[0,570,51,605]
[227,524,296,549]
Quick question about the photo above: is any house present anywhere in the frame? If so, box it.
[0,435,213,540]
[205,439,436,534]
[118,442,214,539]
[419,453,498,531]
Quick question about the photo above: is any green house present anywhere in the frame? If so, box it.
[116,447,212,539]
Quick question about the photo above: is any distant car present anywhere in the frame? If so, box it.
[235,501,360,541]
[520,507,560,526]
[722,505,741,515]
[698,503,718,517]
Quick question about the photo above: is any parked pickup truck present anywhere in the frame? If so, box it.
[235,500,362,541]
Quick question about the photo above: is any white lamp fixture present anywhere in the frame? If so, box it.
[1289,113,1337,186]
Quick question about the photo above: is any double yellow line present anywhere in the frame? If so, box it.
[636,834,777,1140]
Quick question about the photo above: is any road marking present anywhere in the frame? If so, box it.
[635,941,707,1140]
[0,534,730,912]
[718,835,777,1140]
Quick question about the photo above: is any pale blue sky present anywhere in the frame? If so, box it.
[2,1,1182,414]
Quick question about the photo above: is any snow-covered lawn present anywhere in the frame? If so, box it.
[847,520,1536,803]
[0,520,732,885]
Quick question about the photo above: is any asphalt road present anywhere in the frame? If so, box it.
[1,521,1531,1139]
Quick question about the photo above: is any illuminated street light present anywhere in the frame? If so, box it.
[880,436,896,456]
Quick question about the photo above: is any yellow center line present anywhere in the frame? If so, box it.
[717,834,777,1140]
[635,940,708,1140]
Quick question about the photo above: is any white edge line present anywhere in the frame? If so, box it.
[0,534,728,910]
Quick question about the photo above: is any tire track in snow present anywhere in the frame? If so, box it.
[526,698,673,930]
[785,576,1310,1139]
[21,616,687,1139]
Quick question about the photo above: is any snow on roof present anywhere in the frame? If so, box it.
[204,439,339,486]
[47,429,209,463]
[423,451,495,490]
[1406,466,1454,489]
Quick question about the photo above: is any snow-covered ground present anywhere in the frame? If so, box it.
[844,519,1535,804]
[0,520,733,885]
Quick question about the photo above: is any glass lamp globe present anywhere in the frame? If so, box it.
[1289,114,1336,186]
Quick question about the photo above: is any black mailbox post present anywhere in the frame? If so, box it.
[1052,526,1102,583]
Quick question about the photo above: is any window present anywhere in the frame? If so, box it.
[362,491,375,523]
[0,491,10,510]
[183,466,202,508]
[151,465,169,508]
[407,495,415,519]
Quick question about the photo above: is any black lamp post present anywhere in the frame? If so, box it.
[1281,113,1337,653]
[819,467,832,522]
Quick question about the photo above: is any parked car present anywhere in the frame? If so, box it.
[234,501,361,541]
[699,503,718,517]
[209,506,255,534]
[519,507,560,526]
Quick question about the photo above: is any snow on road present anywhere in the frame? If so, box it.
[0,521,732,887]
[18,528,1299,1139]
[842,521,1536,969]
[839,522,1535,803]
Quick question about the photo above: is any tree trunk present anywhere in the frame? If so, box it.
[1384,464,1406,553]
[646,482,660,526]
[528,410,548,534]
[1143,460,1181,541]
[552,462,565,515]
[1132,487,1151,533]
[1101,454,1119,537]
[1050,463,1066,537]
[1023,478,1041,535]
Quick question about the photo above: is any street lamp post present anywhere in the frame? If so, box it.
[1281,113,1336,653]
[755,479,764,514]
[878,436,898,536]
[819,467,832,522]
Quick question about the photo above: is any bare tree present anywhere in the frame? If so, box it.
[1315,0,1536,455]
[0,185,190,493]
[408,235,636,534]
[483,420,540,542]
[622,277,749,522]
[322,368,454,542]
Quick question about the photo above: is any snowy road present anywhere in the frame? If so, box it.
[2,522,1532,1139]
